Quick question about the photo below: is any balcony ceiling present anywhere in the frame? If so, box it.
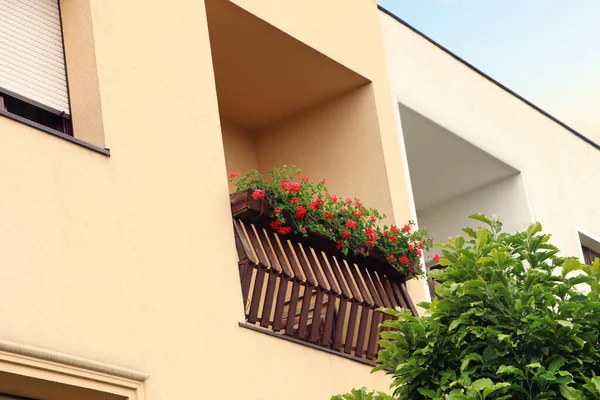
[205,0,369,130]
[399,104,518,211]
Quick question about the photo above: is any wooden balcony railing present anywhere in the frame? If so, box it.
[231,193,416,363]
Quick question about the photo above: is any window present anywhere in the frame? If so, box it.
[582,246,600,266]
[0,0,72,134]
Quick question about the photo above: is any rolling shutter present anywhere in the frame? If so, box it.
[0,0,70,114]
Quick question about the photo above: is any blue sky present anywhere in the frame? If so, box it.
[378,0,600,142]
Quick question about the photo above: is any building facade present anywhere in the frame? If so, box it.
[0,1,597,399]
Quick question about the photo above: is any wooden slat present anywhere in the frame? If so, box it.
[354,305,370,358]
[366,310,382,359]
[400,281,418,315]
[359,266,383,307]
[293,242,317,287]
[344,301,359,354]
[328,256,352,299]
[332,298,348,351]
[306,248,330,290]
[349,263,374,306]
[381,275,399,309]
[270,233,294,278]
[258,229,281,273]
[316,252,341,295]
[233,221,248,261]
[390,281,408,309]
[321,294,336,348]
[248,266,266,323]
[285,280,301,336]
[233,219,257,264]
[272,277,289,331]
[340,260,363,303]
[260,271,278,327]
[282,240,304,281]
[297,286,313,339]
[309,288,325,343]
[244,222,269,267]
[368,269,392,308]
[239,260,253,307]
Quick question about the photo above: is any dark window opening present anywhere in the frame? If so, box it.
[582,246,600,266]
[0,91,72,136]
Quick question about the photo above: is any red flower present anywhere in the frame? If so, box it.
[274,208,282,214]
[386,255,391,261]
[270,220,282,230]
[341,207,347,213]
[391,225,399,233]
[416,249,422,257]
[288,182,301,192]
[300,226,307,232]
[365,228,376,238]
[252,189,266,200]
[431,237,435,243]
[391,236,397,243]
[408,244,414,252]
[281,180,289,190]
[370,216,377,222]
[278,226,292,235]
[290,197,300,205]
[418,241,423,249]
[429,281,436,286]
[383,231,389,238]
[336,241,343,250]
[310,198,322,211]
[345,220,357,229]
[301,175,310,182]
[355,200,363,209]
[409,268,414,274]
[227,172,239,179]
[400,255,409,265]
[403,224,411,232]
[345,198,353,205]
[433,254,440,263]
[324,211,335,220]
[354,210,362,219]
[367,239,375,248]
[331,194,338,203]
[359,248,365,254]
[295,206,307,219]
[321,178,327,185]
[341,231,351,239]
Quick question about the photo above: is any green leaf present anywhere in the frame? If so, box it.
[527,222,542,238]
[556,320,574,329]
[559,384,586,400]
[497,365,525,378]
[548,356,566,373]
[469,213,493,227]
[471,378,494,391]
[417,388,439,398]
[483,383,510,399]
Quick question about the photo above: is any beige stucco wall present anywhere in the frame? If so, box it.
[0,1,413,399]
[381,10,600,262]
[255,85,394,216]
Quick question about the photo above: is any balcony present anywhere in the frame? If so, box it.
[230,192,416,363]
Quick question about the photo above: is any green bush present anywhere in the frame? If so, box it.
[333,215,600,399]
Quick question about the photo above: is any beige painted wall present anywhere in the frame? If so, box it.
[255,85,394,217]
[221,119,258,192]
[0,1,412,399]
[381,11,600,262]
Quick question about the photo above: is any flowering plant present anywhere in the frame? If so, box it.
[228,166,433,278]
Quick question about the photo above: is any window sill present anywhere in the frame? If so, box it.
[0,109,110,157]
[239,322,378,367]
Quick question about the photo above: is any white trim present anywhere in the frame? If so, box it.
[391,94,431,303]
